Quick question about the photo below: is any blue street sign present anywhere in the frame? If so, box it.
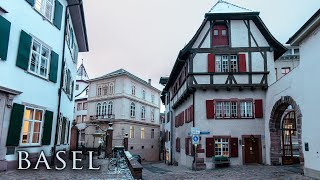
[192,135,200,144]
[200,131,210,135]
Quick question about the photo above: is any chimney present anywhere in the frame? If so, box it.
[148,79,151,85]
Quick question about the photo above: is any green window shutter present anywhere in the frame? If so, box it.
[49,50,59,83]
[16,30,32,70]
[61,117,66,144]
[53,0,63,30]
[66,120,70,144]
[42,110,54,145]
[6,103,25,146]
[71,80,74,100]
[0,16,11,61]
[25,0,35,6]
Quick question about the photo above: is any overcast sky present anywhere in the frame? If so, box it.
[78,0,319,92]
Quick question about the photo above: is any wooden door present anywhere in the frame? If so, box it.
[244,137,260,164]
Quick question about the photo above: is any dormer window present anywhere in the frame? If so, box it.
[212,24,229,46]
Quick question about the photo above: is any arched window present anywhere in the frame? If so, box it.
[108,101,113,115]
[103,85,108,95]
[101,102,107,115]
[130,102,135,117]
[141,106,146,119]
[151,109,154,121]
[109,83,114,94]
[96,103,101,116]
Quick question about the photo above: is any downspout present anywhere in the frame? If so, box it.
[51,1,81,165]
[169,93,173,165]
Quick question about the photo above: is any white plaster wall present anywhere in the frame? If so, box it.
[274,59,300,80]
[230,20,249,47]
[192,21,211,49]
[249,21,269,47]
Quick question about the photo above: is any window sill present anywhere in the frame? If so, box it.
[25,70,50,82]
[32,7,59,30]
[18,145,42,148]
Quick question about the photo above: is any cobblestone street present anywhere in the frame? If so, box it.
[0,158,133,180]
[142,162,313,180]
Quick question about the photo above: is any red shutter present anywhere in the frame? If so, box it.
[208,53,215,72]
[191,139,195,156]
[255,99,263,118]
[185,109,188,123]
[191,105,194,122]
[238,54,247,72]
[206,100,215,119]
[206,138,215,157]
[182,112,184,125]
[185,138,189,155]
[230,137,239,157]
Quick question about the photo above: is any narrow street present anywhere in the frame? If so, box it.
[142,162,311,180]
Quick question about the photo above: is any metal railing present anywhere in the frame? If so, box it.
[90,114,115,120]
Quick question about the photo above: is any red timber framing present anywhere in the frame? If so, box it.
[206,98,263,119]
[242,135,262,164]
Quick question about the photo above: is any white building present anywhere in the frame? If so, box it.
[265,8,320,179]
[0,0,88,171]
[274,46,300,80]
[161,1,286,169]
[86,69,161,161]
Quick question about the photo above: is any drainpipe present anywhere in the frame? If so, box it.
[51,1,82,166]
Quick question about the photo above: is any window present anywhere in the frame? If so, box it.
[34,0,54,21]
[21,107,44,146]
[29,39,51,78]
[151,95,155,103]
[141,106,146,119]
[102,102,107,116]
[62,66,74,99]
[215,138,229,157]
[106,101,113,115]
[293,48,299,55]
[240,101,253,118]
[130,102,136,117]
[57,116,63,144]
[86,89,89,95]
[151,109,154,121]
[213,29,219,36]
[97,85,102,96]
[103,85,108,95]
[141,128,145,139]
[77,103,82,111]
[215,55,238,72]
[109,83,114,94]
[275,68,278,80]
[82,115,86,122]
[131,85,136,95]
[141,146,144,149]
[282,67,291,75]
[216,101,238,118]
[221,30,227,36]
[76,115,81,123]
[142,90,146,99]
[83,102,87,110]
[151,129,154,139]
[76,84,79,90]
[96,103,101,116]
[130,126,134,138]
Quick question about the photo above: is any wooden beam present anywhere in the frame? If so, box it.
[190,71,269,75]
[190,47,271,54]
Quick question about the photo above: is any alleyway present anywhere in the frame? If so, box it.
[142,162,312,180]
[0,158,133,180]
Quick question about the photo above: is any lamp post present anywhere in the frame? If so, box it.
[124,133,129,151]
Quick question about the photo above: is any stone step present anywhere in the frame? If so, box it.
[196,148,205,153]
[196,158,204,163]
[192,163,206,170]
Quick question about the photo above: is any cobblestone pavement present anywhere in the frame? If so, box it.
[142,162,314,180]
[0,158,133,180]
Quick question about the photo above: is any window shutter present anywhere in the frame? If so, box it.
[191,105,194,122]
[49,50,59,83]
[16,30,32,70]
[255,99,263,118]
[66,120,70,144]
[238,54,247,72]
[0,16,11,61]
[185,138,189,155]
[208,53,215,72]
[25,0,35,6]
[206,138,215,157]
[61,117,67,144]
[42,110,54,145]
[206,100,215,119]
[53,0,63,30]
[185,109,188,123]
[6,103,25,146]
[230,137,239,157]
[71,80,74,100]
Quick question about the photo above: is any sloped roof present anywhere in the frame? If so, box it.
[208,0,256,14]
[90,69,161,93]
[76,63,89,81]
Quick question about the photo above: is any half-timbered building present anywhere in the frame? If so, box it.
[160,1,286,169]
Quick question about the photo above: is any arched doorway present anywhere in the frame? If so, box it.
[269,96,304,169]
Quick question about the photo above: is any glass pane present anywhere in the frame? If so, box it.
[45,3,53,20]
[35,0,42,12]
[24,108,34,120]
[33,41,41,52]
[30,53,39,73]
[22,133,30,144]
[41,47,50,58]
[23,121,31,133]
[33,122,41,133]
[32,132,40,143]
[35,110,43,121]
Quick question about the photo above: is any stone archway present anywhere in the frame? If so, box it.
[269,96,304,168]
